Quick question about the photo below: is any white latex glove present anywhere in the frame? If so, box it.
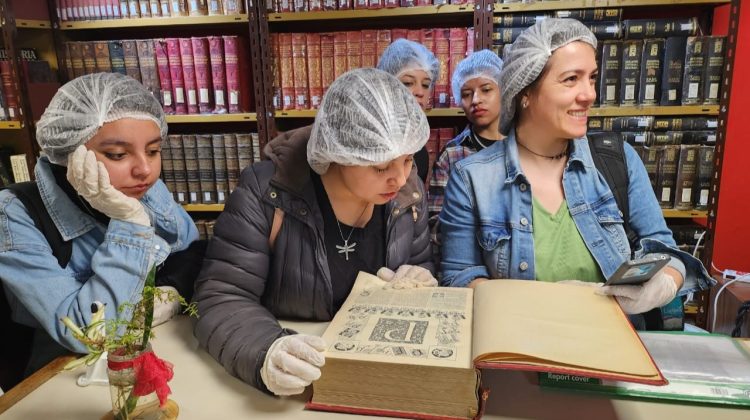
[260,334,327,396]
[66,145,150,226]
[597,271,678,314]
[377,265,438,289]
[152,286,181,327]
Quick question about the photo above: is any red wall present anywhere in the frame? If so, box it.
[711,2,750,273]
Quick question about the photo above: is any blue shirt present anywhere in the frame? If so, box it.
[439,126,713,296]
[0,157,198,352]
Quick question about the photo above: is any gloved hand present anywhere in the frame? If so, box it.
[260,334,327,396]
[152,286,181,326]
[377,265,438,289]
[597,271,678,314]
[66,145,150,226]
[557,280,604,288]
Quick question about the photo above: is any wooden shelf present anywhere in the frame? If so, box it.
[268,5,474,22]
[275,108,465,118]
[589,105,719,117]
[494,0,731,13]
[59,14,248,30]
[183,204,224,212]
[662,209,708,218]
[165,113,256,123]
[0,121,23,129]
[15,19,51,29]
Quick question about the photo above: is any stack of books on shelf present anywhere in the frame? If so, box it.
[270,27,474,110]
[424,127,457,185]
[588,116,715,211]
[63,37,252,116]
[54,0,245,22]
[193,219,217,240]
[161,132,260,205]
[269,0,475,13]
[0,48,61,122]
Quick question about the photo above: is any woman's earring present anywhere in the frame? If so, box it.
[521,98,529,109]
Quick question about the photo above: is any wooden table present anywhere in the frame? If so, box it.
[1,316,748,420]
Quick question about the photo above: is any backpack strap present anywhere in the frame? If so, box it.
[3,182,72,268]
[587,132,638,255]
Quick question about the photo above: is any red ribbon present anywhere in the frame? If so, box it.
[108,350,174,406]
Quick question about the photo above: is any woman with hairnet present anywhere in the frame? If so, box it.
[377,38,440,182]
[193,68,436,396]
[439,19,712,329]
[0,73,198,376]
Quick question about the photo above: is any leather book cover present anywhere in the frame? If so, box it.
[223,36,252,113]
[320,33,335,97]
[94,41,112,73]
[179,37,199,114]
[346,31,362,72]
[599,41,621,106]
[136,39,162,104]
[167,134,189,204]
[681,36,707,105]
[332,32,348,81]
[279,33,295,110]
[191,37,214,114]
[674,145,699,210]
[154,39,175,114]
[360,30,377,69]
[292,33,310,110]
[223,133,239,193]
[81,41,97,75]
[208,36,228,114]
[619,40,643,107]
[659,37,687,106]
[196,134,217,204]
[166,38,187,114]
[433,28,451,108]
[306,33,323,109]
[638,38,664,106]
[449,28,468,106]
[211,134,229,204]
[121,39,142,82]
[702,36,725,105]
[107,40,127,76]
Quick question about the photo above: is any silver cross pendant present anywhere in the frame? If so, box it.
[336,240,357,261]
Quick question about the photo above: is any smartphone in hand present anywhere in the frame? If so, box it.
[605,254,670,286]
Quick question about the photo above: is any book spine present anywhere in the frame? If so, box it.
[585,22,622,40]
[292,33,309,110]
[674,145,699,210]
[306,33,323,109]
[320,33,335,96]
[309,0,322,11]
[139,0,151,17]
[433,28,451,108]
[211,134,228,204]
[493,13,551,27]
[391,28,408,41]
[121,40,142,83]
[107,40,127,76]
[9,154,31,182]
[208,36,227,114]
[338,0,349,9]
[251,133,261,163]
[621,131,653,147]
[360,30,377,69]
[333,32,348,81]
[623,17,698,39]
[196,134,216,204]
[136,39,161,104]
[682,36,707,105]
[150,0,161,15]
[159,0,169,15]
[587,117,603,131]
[0,68,7,121]
[179,37,199,114]
[81,41,97,75]
[191,37,214,114]
[555,8,622,22]
[638,38,664,106]
[128,0,139,17]
[653,131,682,146]
[492,27,525,44]
[406,29,421,44]
[620,40,642,106]
[223,133,239,193]
[270,33,281,109]
[222,0,242,14]
[63,43,74,78]
[599,41,621,106]
[323,0,336,11]
[593,43,603,107]
[182,134,201,203]
[168,134,189,204]
[166,38,187,114]
[702,36,725,105]
[119,0,129,17]
[279,33,295,110]
[694,146,714,210]
[294,0,308,12]
[449,28,467,106]
[160,138,177,201]
[208,0,221,15]
[154,39,175,114]
[660,37,687,106]
[236,133,253,172]
[655,145,679,208]
[68,42,85,78]
[638,146,660,193]
[0,61,20,120]
[223,36,251,113]
[346,31,362,72]
[375,29,391,59]
[170,0,188,16]
[188,0,208,15]
[602,116,654,131]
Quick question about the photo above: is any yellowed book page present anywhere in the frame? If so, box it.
[321,272,474,369]
[472,280,659,377]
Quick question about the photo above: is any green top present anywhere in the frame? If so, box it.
[532,197,605,283]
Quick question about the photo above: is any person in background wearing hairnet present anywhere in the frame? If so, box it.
[0,73,198,376]
[377,38,440,182]
[439,19,713,329]
[428,50,503,269]
[193,68,436,396]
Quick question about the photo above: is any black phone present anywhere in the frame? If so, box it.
[605,254,670,286]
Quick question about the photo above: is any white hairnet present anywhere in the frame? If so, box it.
[308,68,429,175]
[499,18,597,135]
[376,39,440,85]
[36,73,167,165]
[451,49,504,105]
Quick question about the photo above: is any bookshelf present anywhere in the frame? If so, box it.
[58,14,249,30]
[493,0,731,13]
[275,108,467,118]
[0,121,22,128]
[268,5,475,22]
[14,19,50,29]
[589,105,718,117]
[166,113,257,123]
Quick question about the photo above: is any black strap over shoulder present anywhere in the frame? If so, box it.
[587,132,638,255]
[3,182,72,268]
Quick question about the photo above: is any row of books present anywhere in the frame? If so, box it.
[267,0,474,13]
[55,0,245,22]
[0,60,20,121]
[194,219,217,241]
[588,116,717,132]
[271,28,474,110]
[63,37,252,115]
[632,145,714,211]
[161,133,260,205]
[0,49,61,122]
[493,16,699,42]
[596,37,725,107]
[494,8,623,26]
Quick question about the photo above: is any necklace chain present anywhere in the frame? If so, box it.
[334,203,369,261]
[516,140,568,160]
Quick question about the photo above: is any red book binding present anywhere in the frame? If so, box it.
[179,37,199,114]
[154,39,175,114]
[165,38,187,115]
[360,30,377,69]
[291,33,309,110]
[306,33,323,109]
[191,37,214,114]
[222,36,252,113]
[208,36,227,114]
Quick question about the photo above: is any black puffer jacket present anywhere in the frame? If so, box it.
[193,125,433,392]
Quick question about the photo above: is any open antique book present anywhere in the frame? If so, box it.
[307,272,665,420]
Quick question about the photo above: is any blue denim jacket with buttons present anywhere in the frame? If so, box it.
[439,127,714,295]
[0,157,198,352]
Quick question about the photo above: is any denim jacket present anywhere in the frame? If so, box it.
[0,157,198,353]
[440,127,714,295]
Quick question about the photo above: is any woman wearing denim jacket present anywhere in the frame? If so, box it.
[439,19,713,326]
[0,73,198,376]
